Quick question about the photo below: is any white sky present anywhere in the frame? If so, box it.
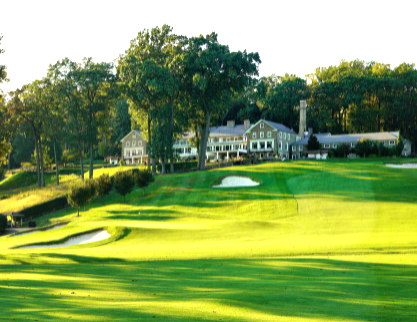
[1,0,416,93]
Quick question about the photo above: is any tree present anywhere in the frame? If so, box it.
[184,33,261,170]
[135,170,154,196]
[113,170,135,203]
[0,213,7,233]
[76,58,115,179]
[67,180,97,217]
[307,134,320,151]
[0,97,12,165]
[96,174,113,201]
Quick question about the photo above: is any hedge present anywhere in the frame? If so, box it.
[20,196,69,221]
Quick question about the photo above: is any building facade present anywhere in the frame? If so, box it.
[120,130,148,165]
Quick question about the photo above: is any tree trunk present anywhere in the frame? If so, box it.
[152,158,156,175]
[199,112,211,170]
[34,135,41,188]
[38,136,45,187]
[89,143,94,179]
[170,100,175,174]
[77,207,80,217]
[161,158,166,174]
[7,153,10,171]
[53,139,59,186]
[79,142,84,181]
[147,117,152,172]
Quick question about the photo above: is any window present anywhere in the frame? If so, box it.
[288,134,291,140]
[267,141,272,149]
[324,144,330,149]
[292,145,296,152]
[260,123,264,129]
[139,141,142,147]
[251,142,257,150]
[132,141,136,147]
[252,132,257,139]
[284,133,286,139]
[286,143,289,151]
[332,144,337,148]
[351,143,355,148]
[260,132,264,138]
[279,132,282,139]
[279,141,282,150]
[126,141,130,147]
[132,132,136,138]
[219,138,223,143]
[267,131,271,138]
[260,142,265,149]
[389,140,396,146]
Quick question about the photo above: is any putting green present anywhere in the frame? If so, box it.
[1,159,416,321]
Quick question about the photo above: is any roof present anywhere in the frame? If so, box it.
[209,124,247,137]
[120,129,142,142]
[293,131,400,146]
[1,212,25,217]
[245,119,297,135]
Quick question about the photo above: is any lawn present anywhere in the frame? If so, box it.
[0,159,416,321]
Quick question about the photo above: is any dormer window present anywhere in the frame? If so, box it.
[126,142,130,147]
[133,132,136,138]
[260,123,264,129]
[252,132,257,139]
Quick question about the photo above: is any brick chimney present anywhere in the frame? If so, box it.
[299,100,307,138]
[227,120,235,127]
[244,119,250,130]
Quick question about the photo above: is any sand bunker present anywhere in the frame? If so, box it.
[213,176,259,188]
[386,163,417,169]
[19,230,111,249]
[14,223,68,237]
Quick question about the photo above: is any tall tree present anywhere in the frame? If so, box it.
[184,33,260,170]
[76,58,115,179]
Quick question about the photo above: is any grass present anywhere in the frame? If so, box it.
[0,159,417,321]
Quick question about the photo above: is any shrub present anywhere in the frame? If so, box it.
[96,174,113,201]
[307,134,320,151]
[396,137,405,157]
[135,170,155,196]
[113,170,135,203]
[0,214,7,233]
[67,180,97,217]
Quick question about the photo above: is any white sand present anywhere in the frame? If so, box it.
[19,230,111,249]
[386,163,417,169]
[14,223,68,237]
[213,176,259,188]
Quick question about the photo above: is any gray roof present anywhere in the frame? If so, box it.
[120,129,142,142]
[209,124,246,137]
[264,121,297,135]
[293,131,400,146]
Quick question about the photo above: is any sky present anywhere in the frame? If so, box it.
[1,0,416,93]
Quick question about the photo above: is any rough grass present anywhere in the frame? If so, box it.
[0,159,417,321]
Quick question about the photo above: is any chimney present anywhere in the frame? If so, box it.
[244,119,250,130]
[227,120,235,127]
[299,100,307,138]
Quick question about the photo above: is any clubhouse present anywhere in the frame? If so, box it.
[120,100,409,165]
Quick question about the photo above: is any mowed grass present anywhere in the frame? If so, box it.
[0,159,417,321]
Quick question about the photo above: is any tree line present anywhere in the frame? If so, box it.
[1,28,416,187]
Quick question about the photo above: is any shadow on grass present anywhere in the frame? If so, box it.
[0,257,416,321]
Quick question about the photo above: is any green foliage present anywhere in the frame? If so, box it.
[0,34,7,85]
[113,170,135,203]
[307,134,320,150]
[95,174,113,199]
[135,170,154,196]
[0,213,6,232]
[66,180,96,216]
[396,137,405,157]
[355,140,378,158]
